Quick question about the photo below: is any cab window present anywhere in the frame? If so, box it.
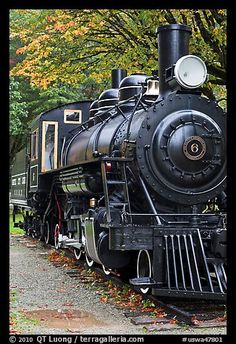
[64,109,82,124]
[31,129,38,160]
[41,121,58,172]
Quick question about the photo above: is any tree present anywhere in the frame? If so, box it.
[9,10,112,163]
[10,77,29,165]
[9,76,104,163]
[9,9,227,162]
[10,9,226,98]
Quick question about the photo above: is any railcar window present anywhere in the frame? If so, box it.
[42,121,58,172]
[31,129,38,160]
[64,109,82,124]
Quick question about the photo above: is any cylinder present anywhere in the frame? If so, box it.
[111,69,127,89]
[156,24,192,96]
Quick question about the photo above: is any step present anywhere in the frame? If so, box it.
[70,215,81,220]
[107,180,126,185]
[110,202,129,207]
[129,277,159,287]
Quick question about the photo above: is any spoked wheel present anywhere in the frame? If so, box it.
[68,232,83,260]
[85,253,94,267]
[54,224,61,250]
[74,248,82,260]
[26,225,32,237]
[137,249,152,294]
[102,265,112,276]
[44,221,50,244]
[26,229,30,237]
[37,226,43,241]
[31,216,41,240]
[31,226,38,239]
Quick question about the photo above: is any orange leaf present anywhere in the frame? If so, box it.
[100,296,108,303]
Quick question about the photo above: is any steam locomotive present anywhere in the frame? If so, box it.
[10,24,227,300]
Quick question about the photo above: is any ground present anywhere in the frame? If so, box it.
[10,234,227,336]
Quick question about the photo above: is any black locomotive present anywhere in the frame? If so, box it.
[10,24,227,300]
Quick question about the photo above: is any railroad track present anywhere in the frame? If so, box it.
[65,263,226,332]
[15,235,227,333]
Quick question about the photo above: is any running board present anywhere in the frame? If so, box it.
[129,277,159,288]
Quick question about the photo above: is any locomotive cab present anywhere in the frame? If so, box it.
[28,101,91,191]
[10,101,92,213]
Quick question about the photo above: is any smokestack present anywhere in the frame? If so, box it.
[156,24,192,96]
[111,69,127,88]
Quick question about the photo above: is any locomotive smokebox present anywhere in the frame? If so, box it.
[111,69,127,88]
[156,24,192,96]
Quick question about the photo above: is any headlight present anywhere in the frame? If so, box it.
[174,55,207,89]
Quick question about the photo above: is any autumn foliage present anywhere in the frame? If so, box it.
[10,9,226,100]
[48,250,77,268]
[9,9,227,164]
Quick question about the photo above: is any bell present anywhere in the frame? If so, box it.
[144,79,159,96]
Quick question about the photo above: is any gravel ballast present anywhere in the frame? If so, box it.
[10,234,227,335]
